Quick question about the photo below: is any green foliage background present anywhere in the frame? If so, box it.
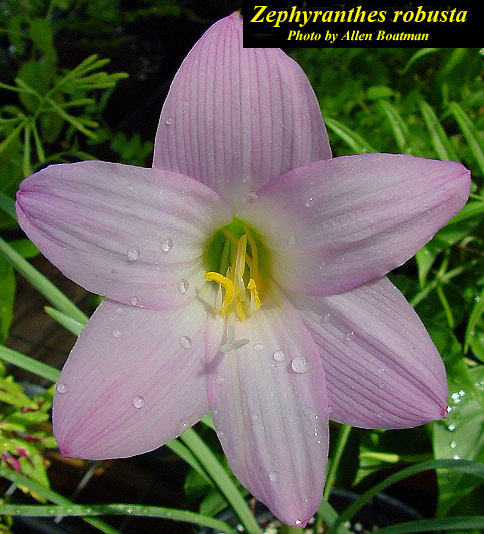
[0,2,483,532]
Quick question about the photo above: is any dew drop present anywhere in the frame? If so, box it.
[165,117,173,125]
[116,307,123,314]
[273,349,286,362]
[56,383,68,394]
[215,375,225,385]
[291,356,308,374]
[177,278,190,294]
[268,471,279,482]
[127,184,133,192]
[254,343,264,352]
[132,396,145,409]
[246,191,258,203]
[320,313,331,324]
[160,237,173,253]
[130,296,139,306]
[305,197,314,208]
[449,440,457,449]
[179,335,192,349]
[112,328,122,338]
[345,331,355,342]
[127,247,140,261]
[447,423,457,432]
[295,520,303,526]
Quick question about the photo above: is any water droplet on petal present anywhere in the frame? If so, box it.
[165,117,173,125]
[131,296,139,306]
[177,278,189,294]
[127,247,140,261]
[273,349,286,362]
[179,336,192,349]
[291,356,308,374]
[127,184,133,192]
[160,237,173,253]
[295,520,303,526]
[215,375,225,385]
[268,471,279,482]
[132,396,145,409]
[56,383,68,394]
[112,328,122,338]
[254,343,264,352]
[246,191,258,203]
[305,197,314,208]
[345,331,355,342]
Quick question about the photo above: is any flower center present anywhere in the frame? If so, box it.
[203,218,270,324]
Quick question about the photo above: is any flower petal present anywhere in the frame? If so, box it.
[241,154,470,296]
[291,277,448,428]
[205,289,329,526]
[53,297,211,459]
[153,12,331,210]
[16,161,231,310]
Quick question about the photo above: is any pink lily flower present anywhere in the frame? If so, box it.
[16,13,470,527]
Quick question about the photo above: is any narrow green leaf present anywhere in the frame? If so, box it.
[379,100,413,154]
[180,429,262,534]
[465,287,484,353]
[325,117,377,154]
[376,516,484,534]
[45,97,97,138]
[418,99,459,162]
[0,235,88,325]
[0,344,60,382]
[399,48,440,75]
[0,191,17,220]
[331,459,484,534]
[0,464,120,534]
[0,504,236,533]
[0,119,25,157]
[449,102,484,176]
[44,306,86,336]
[165,439,214,487]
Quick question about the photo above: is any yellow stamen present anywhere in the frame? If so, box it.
[204,272,235,316]
[248,278,261,311]
[205,232,262,322]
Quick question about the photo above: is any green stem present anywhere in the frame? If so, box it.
[180,428,262,534]
[0,235,88,325]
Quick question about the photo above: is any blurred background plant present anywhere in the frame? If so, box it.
[0,1,483,532]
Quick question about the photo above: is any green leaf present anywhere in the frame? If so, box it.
[376,516,484,534]
[366,86,394,100]
[29,18,57,66]
[0,256,15,343]
[465,286,484,354]
[331,459,484,534]
[0,344,60,383]
[418,99,460,162]
[449,101,484,177]
[433,365,484,515]
[44,306,85,336]
[325,117,377,154]
[399,48,440,75]
[0,503,236,533]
